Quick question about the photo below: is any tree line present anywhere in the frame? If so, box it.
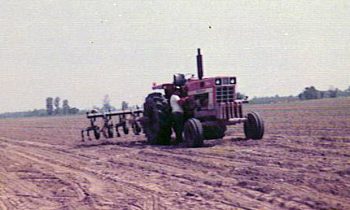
[0,97,81,118]
[91,95,130,112]
[298,86,350,100]
[246,85,350,104]
[46,97,79,116]
[0,95,131,119]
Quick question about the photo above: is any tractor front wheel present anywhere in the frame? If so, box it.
[244,112,264,140]
[184,118,204,147]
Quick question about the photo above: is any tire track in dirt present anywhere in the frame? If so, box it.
[0,137,317,209]
[0,139,244,209]
[1,136,276,208]
[0,137,278,209]
[0,139,161,209]
[129,138,349,209]
[0,149,88,209]
[0,136,340,210]
[1,136,348,210]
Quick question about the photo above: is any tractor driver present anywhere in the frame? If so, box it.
[170,87,188,143]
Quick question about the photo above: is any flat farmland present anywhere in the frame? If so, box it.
[0,98,349,210]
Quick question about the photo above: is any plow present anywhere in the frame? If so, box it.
[81,108,143,141]
[82,49,264,147]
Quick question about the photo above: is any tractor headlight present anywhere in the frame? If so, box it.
[215,78,221,85]
[230,77,236,84]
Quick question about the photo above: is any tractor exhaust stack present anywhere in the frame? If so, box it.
[197,48,203,80]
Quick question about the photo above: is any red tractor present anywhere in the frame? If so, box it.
[141,49,264,147]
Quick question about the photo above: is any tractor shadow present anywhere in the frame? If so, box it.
[75,139,150,149]
[229,137,248,142]
[75,138,224,150]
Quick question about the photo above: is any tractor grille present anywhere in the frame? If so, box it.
[217,102,243,120]
[216,86,234,103]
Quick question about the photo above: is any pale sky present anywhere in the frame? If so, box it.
[0,0,349,112]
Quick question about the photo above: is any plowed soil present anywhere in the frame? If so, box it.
[0,98,349,210]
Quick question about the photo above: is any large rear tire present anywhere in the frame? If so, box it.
[184,118,203,147]
[142,93,172,145]
[244,112,264,140]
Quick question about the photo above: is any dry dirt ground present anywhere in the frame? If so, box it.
[0,98,349,210]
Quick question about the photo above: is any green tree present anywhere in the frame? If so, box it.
[121,101,129,110]
[62,99,70,115]
[46,97,53,115]
[299,86,321,100]
[54,97,61,115]
[103,95,112,112]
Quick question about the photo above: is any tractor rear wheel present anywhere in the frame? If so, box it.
[184,118,204,147]
[142,93,172,145]
[244,112,264,140]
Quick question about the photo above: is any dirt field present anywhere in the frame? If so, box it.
[0,98,349,210]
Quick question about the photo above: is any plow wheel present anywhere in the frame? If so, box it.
[102,127,114,139]
[142,93,172,145]
[108,127,114,138]
[184,118,203,148]
[123,125,129,135]
[132,122,142,135]
[244,112,264,140]
[94,128,101,140]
